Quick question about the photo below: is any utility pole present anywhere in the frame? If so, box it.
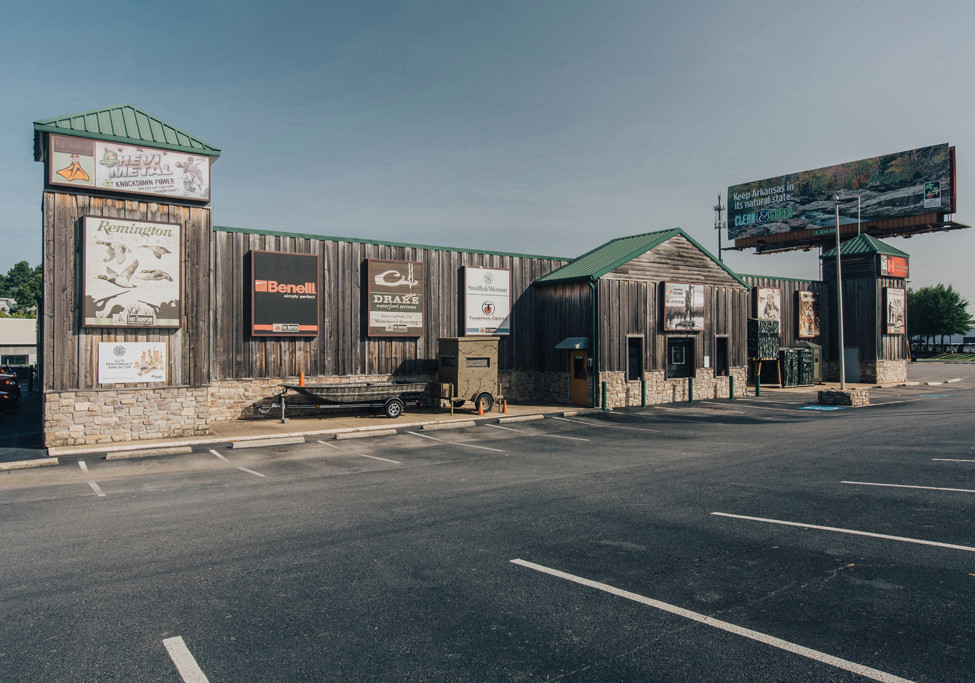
[714,193,726,261]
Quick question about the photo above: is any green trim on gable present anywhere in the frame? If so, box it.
[535,227,748,288]
[214,225,567,262]
[821,234,909,259]
[34,104,220,160]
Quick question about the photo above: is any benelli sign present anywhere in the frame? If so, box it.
[250,251,320,336]
[255,280,317,295]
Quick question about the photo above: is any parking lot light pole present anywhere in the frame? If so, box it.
[835,198,847,390]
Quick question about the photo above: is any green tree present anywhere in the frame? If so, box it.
[907,284,974,345]
[0,261,42,315]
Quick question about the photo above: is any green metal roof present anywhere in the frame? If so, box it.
[821,234,909,259]
[33,104,220,160]
[534,227,748,287]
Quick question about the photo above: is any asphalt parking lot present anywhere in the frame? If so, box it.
[1,365,973,681]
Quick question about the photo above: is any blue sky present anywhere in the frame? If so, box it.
[3,0,974,305]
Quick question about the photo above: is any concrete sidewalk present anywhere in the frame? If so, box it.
[42,401,591,461]
[3,371,959,470]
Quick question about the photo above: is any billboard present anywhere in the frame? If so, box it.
[367,259,424,337]
[464,266,511,336]
[663,282,704,331]
[82,216,181,328]
[251,251,320,336]
[48,133,211,202]
[728,143,952,240]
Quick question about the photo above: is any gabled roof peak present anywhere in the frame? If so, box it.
[535,227,747,287]
[34,104,220,161]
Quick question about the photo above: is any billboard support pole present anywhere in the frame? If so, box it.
[713,194,726,261]
[835,199,847,390]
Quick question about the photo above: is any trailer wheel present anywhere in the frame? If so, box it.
[384,398,405,418]
[475,392,494,413]
[452,400,466,409]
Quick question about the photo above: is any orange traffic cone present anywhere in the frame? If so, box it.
[502,399,508,414]
[477,402,484,416]
[299,372,305,387]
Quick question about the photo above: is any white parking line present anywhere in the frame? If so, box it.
[933,458,975,463]
[316,440,401,463]
[208,449,266,478]
[487,424,589,441]
[553,416,658,433]
[712,512,975,553]
[406,431,504,453]
[78,460,106,497]
[163,636,209,683]
[842,481,975,495]
[510,558,913,683]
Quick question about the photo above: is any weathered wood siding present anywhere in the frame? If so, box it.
[211,229,568,379]
[819,277,909,362]
[42,192,211,391]
[532,281,593,372]
[600,236,749,373]
[740,276,826,349]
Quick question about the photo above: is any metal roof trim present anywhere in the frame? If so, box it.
[33,104,221,160]
[821,233,910,259]
[213,225,567,262]
[535,228,748,289]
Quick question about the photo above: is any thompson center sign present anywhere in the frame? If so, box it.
[727,143,954,241]
[250,251,320,336]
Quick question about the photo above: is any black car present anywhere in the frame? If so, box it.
[0,366,20,407]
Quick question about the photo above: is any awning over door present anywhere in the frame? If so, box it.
[556,337,590,350]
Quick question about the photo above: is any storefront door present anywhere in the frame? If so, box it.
[569,350,588,406]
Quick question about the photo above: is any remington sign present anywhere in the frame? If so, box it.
[82,216,182,328]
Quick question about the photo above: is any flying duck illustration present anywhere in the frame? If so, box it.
[138,269,173,281]
[97,260,140,288]
[96,241,130,264]
[140,245,172,259]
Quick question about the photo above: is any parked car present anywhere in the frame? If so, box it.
[0,365,20,407]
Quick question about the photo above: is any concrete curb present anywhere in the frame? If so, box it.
[335,429,398,440]
[0,457,59,471]
[106,446,193,460]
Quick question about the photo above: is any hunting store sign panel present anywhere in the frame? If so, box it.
[251,251,320,336]
[464,266,511,336]
[48,133,211,202]
[367,259,424,337]
[82,216,181,328]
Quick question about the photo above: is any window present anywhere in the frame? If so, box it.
[627,337,643,381]
[666,338,694,379]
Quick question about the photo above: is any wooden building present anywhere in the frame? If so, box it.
[820,234,910,383]
[533,229,751,407]
[32,104,908,448]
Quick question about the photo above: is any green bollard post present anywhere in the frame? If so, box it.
[602,381,608,411]
[688,377,694,402]
[641,378,646,406]
[756,373,761,397]
[730,376,735,400]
